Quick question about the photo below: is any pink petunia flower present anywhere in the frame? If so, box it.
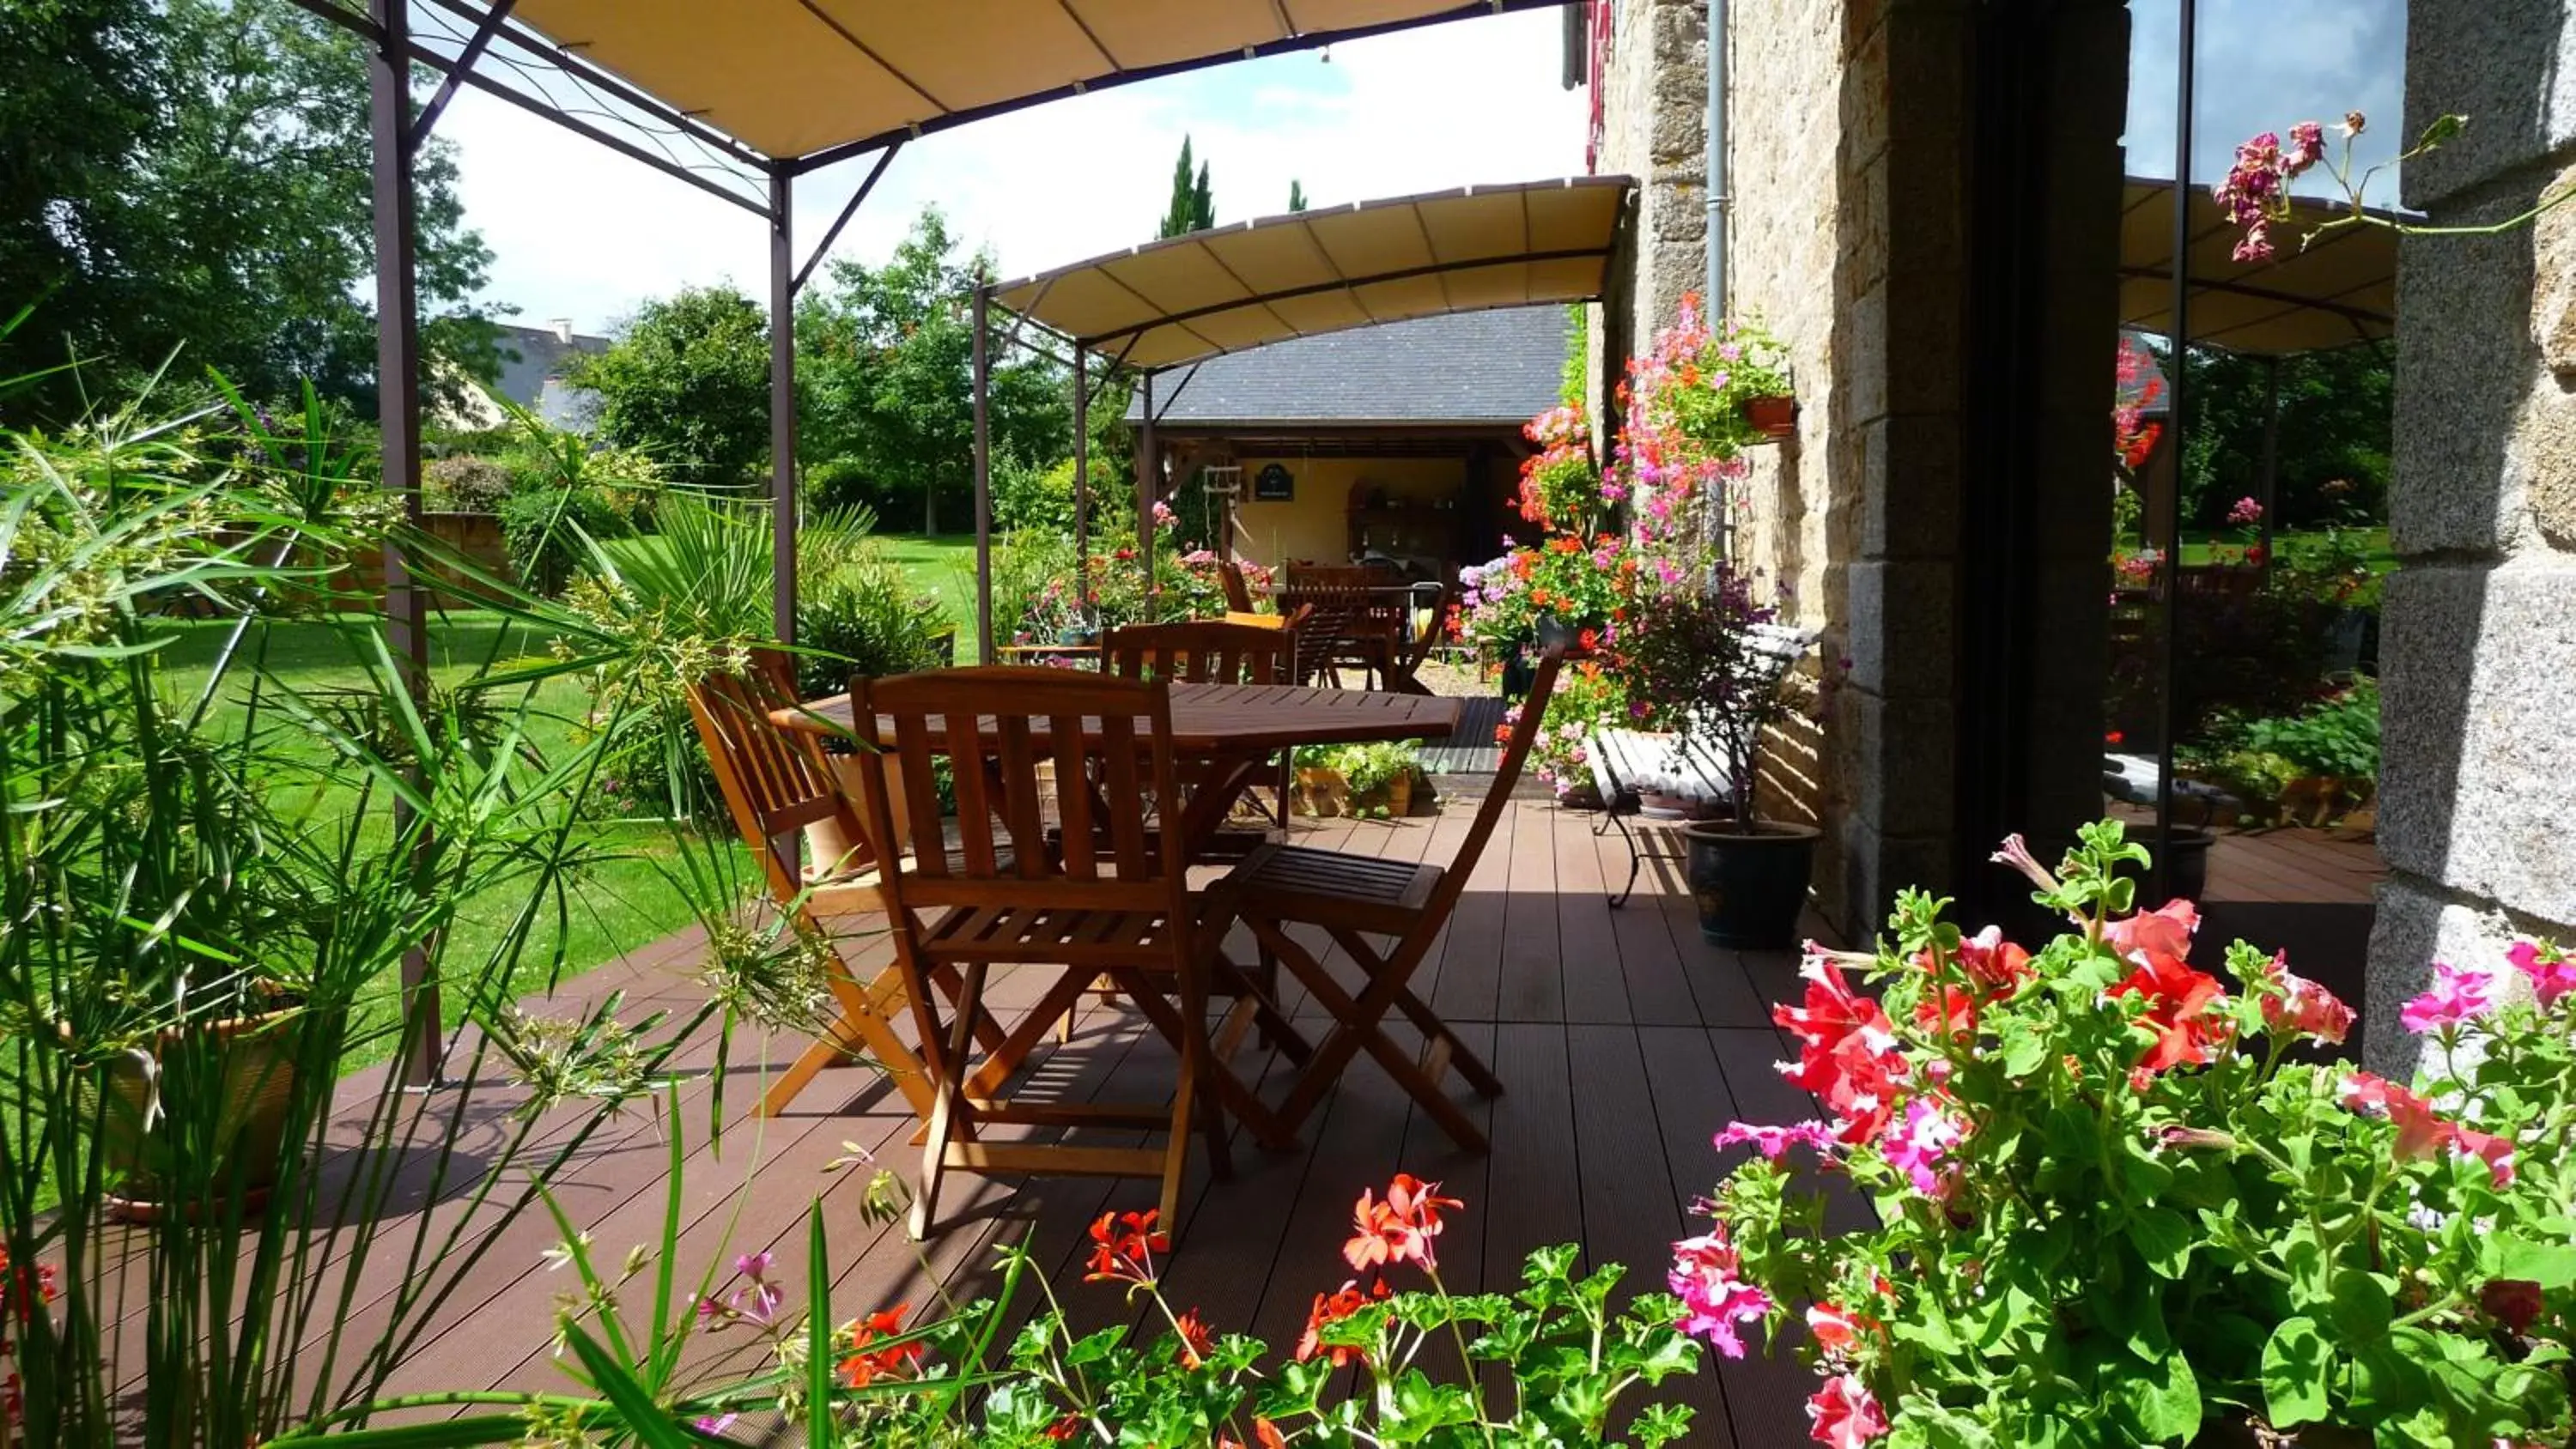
[2260,951,2355,1046]
[2506,940,2576,1008]
[1807,1373,1889,1448]
[1669,1228,1773,1359]
[1883,1098,1966,1197]
[1712,1120,1840,1161]
[2399,961,2498,1034]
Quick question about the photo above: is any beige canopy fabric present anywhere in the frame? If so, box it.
[990,176,1632,369]
[2118,178,2399,355]
[505,0,1568,163]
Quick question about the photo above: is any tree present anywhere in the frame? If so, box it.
[0,0,499,423]
[797,209,1070,534]
[573,285,772,487]
[1157,136,1215,239]
[2164,341,2393,530]
[1287,179,1309,214]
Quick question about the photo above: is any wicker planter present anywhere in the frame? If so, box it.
[91,1005,301,1222]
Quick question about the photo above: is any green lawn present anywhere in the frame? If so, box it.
[874,532,981,655]
[156,613,744,1070]
[2175,525,2395,573]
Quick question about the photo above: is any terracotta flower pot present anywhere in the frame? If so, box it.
[1743,394,1797,440]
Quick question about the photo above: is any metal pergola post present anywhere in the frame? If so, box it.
[769,168,798,644]
[368,0,440,1086]
[972,282,994,662]
[1072,348,1091,608]
[2153,0,2196,903]
[1138,371,1157,601]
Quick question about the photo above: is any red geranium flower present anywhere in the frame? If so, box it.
[1084,1209,1170,1286]
[839,1303,924,1386]
[1172,1306,1215,1368]
[1295,1276,1388,1365]
[1344,1173,1462,1274]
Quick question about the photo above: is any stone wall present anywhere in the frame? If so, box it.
[1589,0,1709,423]
[1590,0,2123,941]
[2368,6,2576,1073]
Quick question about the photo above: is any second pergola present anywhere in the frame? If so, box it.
[964,175,1634,657]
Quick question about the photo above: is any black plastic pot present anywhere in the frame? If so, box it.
[2114,825,2213,908]
[1533,612,1601,653]
[1500,653,1537,699]
[1681,822,1820,949]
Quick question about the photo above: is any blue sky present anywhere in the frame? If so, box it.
[2126,0,2409,191]
[441,3,2409,337]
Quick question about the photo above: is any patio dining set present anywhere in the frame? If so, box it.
[685,617,1561,1240]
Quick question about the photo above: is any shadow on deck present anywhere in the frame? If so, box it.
[335,800,1846,1444]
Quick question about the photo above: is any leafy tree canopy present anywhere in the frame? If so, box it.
[1157,136,1215,239]
[796,208,1070,533]
[0,0,498,423]
[573,284,773,488]
[2165,341,2393,530]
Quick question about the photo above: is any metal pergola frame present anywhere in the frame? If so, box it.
[284,0,1583,1081]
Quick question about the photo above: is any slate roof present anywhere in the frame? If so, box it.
[491,323,609,430]
[1124,306,1571,428]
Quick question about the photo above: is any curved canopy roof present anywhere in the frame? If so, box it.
[2118,178,2400,355]
[504,0,1575,165]
[992,176,1631,370]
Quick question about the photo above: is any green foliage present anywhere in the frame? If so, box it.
[992,455,1123,536]
[1698,822,2576,1448]
[2168,342,2393,530]
[1561,301,1589,407]
[1157,136,1217,239]
[2235,678,2380,781]
[1286,178,1309,214]
[0,373,767,1445]
[422,453,513,514]
[574,285,772,488]
[796,209,1070,534]
[795,534,958,698]
[312,1155,1702,1447]
[803,453,879,519]
[0,0,499,424]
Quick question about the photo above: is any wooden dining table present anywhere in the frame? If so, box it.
[777,680,1462,860]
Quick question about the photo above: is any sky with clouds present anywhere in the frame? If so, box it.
[436,3,2409,337]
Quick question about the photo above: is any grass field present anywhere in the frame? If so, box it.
[2174,525,2395,572]
[157,613,744,1070]
[873,532,981,655]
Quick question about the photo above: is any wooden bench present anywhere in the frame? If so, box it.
[1587,622,1818,907]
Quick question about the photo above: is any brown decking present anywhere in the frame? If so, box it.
[325,801,1829,1444]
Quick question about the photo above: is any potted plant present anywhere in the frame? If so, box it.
[1519,658,1627,809]
[1295,739,1420,819]
[1677,822,2576,1448]
[1613,555,1815,949]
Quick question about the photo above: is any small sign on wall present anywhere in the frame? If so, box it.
[1253,462,1295,501]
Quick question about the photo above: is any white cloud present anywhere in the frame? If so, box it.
[441,10,1590,335]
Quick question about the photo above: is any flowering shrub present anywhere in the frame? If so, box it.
[1503,658,1629,801]
[1516,403,1613,535]
[1611,292,1759,541]
[1680,821,2576,1447]
[1607,550,1795,824]
[1454,535,1634,668]
[360,1159,1706,1447]
[2215,109,2572,264]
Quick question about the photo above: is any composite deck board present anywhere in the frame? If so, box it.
[263,802,1840,1446]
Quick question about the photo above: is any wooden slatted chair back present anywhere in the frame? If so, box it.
[1424,648,1564,917]
[846,666,1189,919]
[1292,563,1394,589]
[1218,561,1256,612]
[685,667,872,903]
[1102,620,1292,686]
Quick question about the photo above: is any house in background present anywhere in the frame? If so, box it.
[435,318,608,433]
[1125,306,1570,580]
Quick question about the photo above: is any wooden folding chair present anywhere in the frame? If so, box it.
[1218,561,1257,613]
[844,666,1272,1238]
[684,668,1005,1122]
[1202,650,1565,1152]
